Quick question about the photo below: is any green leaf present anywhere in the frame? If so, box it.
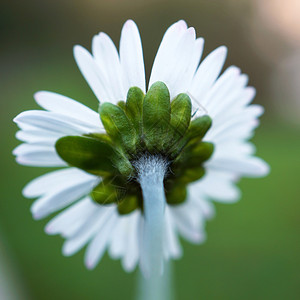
[55,136,117,175]
[126,87,144,134]
[99,102,137,154]
[117,194,139,215]
[142,81,171,152]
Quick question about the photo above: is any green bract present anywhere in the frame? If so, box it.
[55,81,214,214]
[143,82,171,152]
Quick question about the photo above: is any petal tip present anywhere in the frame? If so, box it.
[85,260,95,270]
[215,45,228,59]
[16,156,27,165]
[34,91,48,106]
[62,246,72,257]
[257,160,270,177]
[177,19,188,29]
[197,37,205,46]
[73,45,85,58]
[45,225,53,234]
[186,27,196,38]
[13,114,21,123]
[32,212,42,220]
[124,19,136,28]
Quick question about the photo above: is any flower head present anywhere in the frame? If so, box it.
[13,20,269,277]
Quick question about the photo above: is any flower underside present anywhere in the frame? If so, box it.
[55,81,214,215]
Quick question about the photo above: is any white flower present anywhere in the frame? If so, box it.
[13,20,269,276]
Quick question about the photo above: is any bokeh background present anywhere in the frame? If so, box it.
[1,0,299,299]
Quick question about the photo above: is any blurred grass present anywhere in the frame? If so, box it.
[0,51,299,300]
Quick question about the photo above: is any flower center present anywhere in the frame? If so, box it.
[55,82,214,215]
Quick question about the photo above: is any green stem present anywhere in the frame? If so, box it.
[137,261,174,300]
[134,155,168,278]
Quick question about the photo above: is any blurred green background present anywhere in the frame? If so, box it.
[1,0,299,299]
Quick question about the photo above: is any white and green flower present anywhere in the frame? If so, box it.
[13,20,269,277]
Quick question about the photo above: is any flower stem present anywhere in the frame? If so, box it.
[136,260,174,300]
[134,155,168,278]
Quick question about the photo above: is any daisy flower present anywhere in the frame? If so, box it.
[13,20,269,277]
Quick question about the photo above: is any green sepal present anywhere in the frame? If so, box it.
[85,134,134,176]
[170,115,212,158]
[85,133,133,176]
[111,148,134,177]
[117,194,139,215]
[99,102,136,154]
[117,101,126,111]
[186,142,214,166]
[126,87,144,135]
[180,166,205,184]
[91,179,122,205]
[185,115,212,141]
[166,93,192,151]
[142,81,171,152]
[166,184,187,205]
[174,142,214,168]
[55,136,117,175]
[83,133,113,145]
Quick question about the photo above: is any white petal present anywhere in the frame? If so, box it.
[203,66,241,110]
[16,123,37,131]
[92,33,126,101]
[184,37,204,105]
[74,45,110,102]
[14,110,93,135]
[30,177,98,219]
[172,28,198,97]
[190,169,240,202]
[214,87,256,125]
[23,168,97,198]
[108,215,129,259]
[239,86,256,107]
[150,27,196,99]
[120,20,146,93]
[188,193,215,219]
[14,144,66,167]
[163,28,196,98]
[212,141,256,159]
[13,143,51,156]
[189,46,227,102]
[208,156,270,177]
[85,210,118,269]
[149,20,187,88]
[208,73,249,118]
[207,120,259,144]
[45,197,95,235]
[62,207,114,256]
[195,198,215,219]
[163,206,182,259]
[61,208,96,239]
[16,129,62,145]
[34,91,102,130]
[206,105,264,143]
[122,210,140,272]
[170,202,204,243]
